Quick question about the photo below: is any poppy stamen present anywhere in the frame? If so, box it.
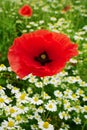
[40,54,46,59]
[34,51,52,66]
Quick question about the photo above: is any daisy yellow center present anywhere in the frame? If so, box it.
[20,93,26,100]
[0,64,5,67]
[62,112,66,117]
[0,98,4,103]
[64,100,68,104]
[20,105,24,109]
[72,94,76,98]
[10,108,15,114]
[48,104,53,109]
[8,120,14,127]
[16,115,21,121]
[43,122,49,128]
[0,86,2,90]
[41,54,46,59]
[13,87,18,90]
[75,118,80,122]
[34,97,38,102]
[84,106,87,111]
[45,93,48,97]
[79,90,83,94]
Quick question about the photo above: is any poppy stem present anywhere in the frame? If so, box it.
[25,17,28,26]
[41,77,45,120]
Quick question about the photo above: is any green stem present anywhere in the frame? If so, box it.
[41,77,45,120]
[82,120,87,130]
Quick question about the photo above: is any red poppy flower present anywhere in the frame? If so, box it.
[18,4,32,17]
[8,30,78,78]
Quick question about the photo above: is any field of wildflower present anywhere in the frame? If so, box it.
[0,0,87,130]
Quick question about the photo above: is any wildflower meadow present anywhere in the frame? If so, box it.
[0,0,87,130]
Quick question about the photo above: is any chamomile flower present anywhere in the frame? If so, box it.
[15,92,29,104]
[1,118,18,129]
[63,101,72,111]
[7,67,12,71]
[66,76,78,84]
[45,100,57,112]
[83,25,87,31]
[37,106,44,113]
[27,87,33,94]
[81,105,87,113]
[38,121,54,130]
[11,86,20,94]
[59,111,70,120]
[50,17,57,21]
[83,96,87,101]
[39,20,44,24]
[49,78,58,86]
[42,92,51,100]
[0,95,11,108]
[76,89,84,97]
[34,112,41,121]
[17,104,29,114]
[60,122,70,130]
[6,84,13,89]
[73,117,81,124]
[30,95,43,105]
[73,105,81,113]
[0,64,7,71]
[79,81,87,87]
[0,85,5,95]
[15,115,22,123]
[5,106,18,117]
[69,58,77,64]
[28,74,37,83]
[64,89,73,98]
[35,81,43,88]
[54,90,63,98]
[43,77,50,85]
[84,115,87,119]
[70,93,79,101]
[31,124,38,130]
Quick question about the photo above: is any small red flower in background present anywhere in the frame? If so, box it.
[62,5,71,13]
[8,30,78,78]
[18,4,32,17]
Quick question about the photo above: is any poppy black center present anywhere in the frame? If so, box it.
[34,51,52,66]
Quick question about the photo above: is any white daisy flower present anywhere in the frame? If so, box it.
[0,85,5,95]
[5,106,18,117]
[76,89,84,97]
[15,92,29,104]
[81,105,87,113]
[11,86,20,94]
[0,64,7,71]
[30,95,43,105]
[45,100,57,112]
[69,93,79,101]
[83,96,87,101]
[35,81,43,88]
[1,118,18,129]
[73,117,81,124]
[54,90,63,98]
[0,95,11,108]
[42,92,51,100]
[38,121,54,130]
[37,106,44,113]
[59,111,70,120]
